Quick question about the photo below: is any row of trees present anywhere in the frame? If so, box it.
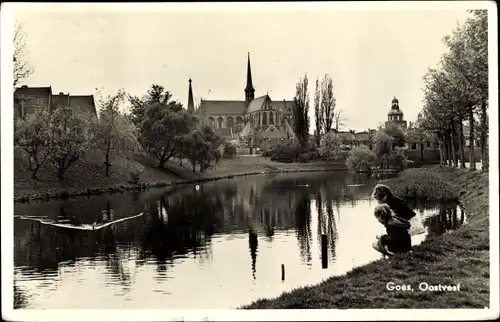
[15,85,228,180]
[420,10,488,172]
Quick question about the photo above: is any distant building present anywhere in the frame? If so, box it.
[14,85,97,119]
[190,53,295,147]
[385,96,407,129]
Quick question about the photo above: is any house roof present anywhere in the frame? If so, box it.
[52,94,71,109]
[14,86,52,108]
[70,95,97,116]
[355,132,371,141]
[199,100,247,116]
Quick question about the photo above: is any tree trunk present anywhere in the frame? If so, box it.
[458,115,466,169]
[419,138,424,161]
[105,152,110,177]
[449,121,457,168]
[438,134,445,165]
[480,100,488,172]
[468,107,476,170]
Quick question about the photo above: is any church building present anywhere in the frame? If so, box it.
[187,53,296,147]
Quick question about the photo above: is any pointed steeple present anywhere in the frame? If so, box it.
[245,52,255,103]
[187,78,194,114]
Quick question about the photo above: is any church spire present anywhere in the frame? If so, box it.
[187,78,194,114]
[245,52,255,103]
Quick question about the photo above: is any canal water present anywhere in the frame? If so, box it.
[13,172,466,309]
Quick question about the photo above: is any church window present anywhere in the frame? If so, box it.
[269,111,274,125]
[262,112,268,125]
[217,116,224,128]
[208,117,215,128]
[227,116,234,130]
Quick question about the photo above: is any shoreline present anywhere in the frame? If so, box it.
[242,167,490,309]
[14,166,347,203]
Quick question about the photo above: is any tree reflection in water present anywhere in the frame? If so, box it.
[14,171,468,308]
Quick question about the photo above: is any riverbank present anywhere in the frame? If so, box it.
[14,150,346,202]
[243,167,490,309]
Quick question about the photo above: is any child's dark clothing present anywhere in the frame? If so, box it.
[379,216,412,253]
[385,195,417,220]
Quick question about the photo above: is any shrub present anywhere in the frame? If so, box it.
[345,146,377,172]
[271,141,301,163]
[262,148,274,157]
[319,132,342,162]
[298,153,310,163]
[223,141,237,158]
[381,168,458,201]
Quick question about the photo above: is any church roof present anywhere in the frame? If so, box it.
[273,100,294,114]
[199,100,246,115]
[246,95,268,113]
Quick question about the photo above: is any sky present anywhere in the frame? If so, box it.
[11,2,472,132]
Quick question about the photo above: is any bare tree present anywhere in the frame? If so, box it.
[13,22,34,87]
[333,109,347,132]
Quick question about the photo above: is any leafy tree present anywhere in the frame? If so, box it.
[13,23,33,87]
[345,146,377,172]
[48,107,94,179]
[182,125,223,172]
[92,89,139,176]
[384,123,408,148]
[373,130,393,159]
[292,74,310,146]
[14,109,52,178]
[127,84,183,127]
[318,131,341,162]
[139,102,195,168]
[320,74,336,134]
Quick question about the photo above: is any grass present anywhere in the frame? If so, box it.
[14,150,346,202]
[242,167,490,309]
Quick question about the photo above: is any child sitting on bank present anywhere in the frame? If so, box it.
[372,204,412,256]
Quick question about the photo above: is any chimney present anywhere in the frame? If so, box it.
[21,85,28,88]
[59,92,64,95]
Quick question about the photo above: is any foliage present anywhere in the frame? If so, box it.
[380,150,408,171]
[138,101,195,168]
[318,131,342,162]
[127,84,184,127]
[345,146,377,172]
[381,168,458,201]
[223,140,238,158]
[271,141,301,163]
[13,23,33,87]
[313,77,322,147]
[48,107,94,179]
[91,89,139,176]
[320,74,336,134]
[181,125,223,172]
[373,130,393,158]
[292,74,310,146]
[14,109,52,178]
[421,10,488,171]
[384,123,408,148]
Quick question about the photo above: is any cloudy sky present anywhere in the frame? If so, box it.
[10,2,473,131]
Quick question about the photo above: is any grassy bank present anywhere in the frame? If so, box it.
[243,167,490,309]
[14,150,346,202]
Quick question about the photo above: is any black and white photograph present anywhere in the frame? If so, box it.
[1,2,498,321]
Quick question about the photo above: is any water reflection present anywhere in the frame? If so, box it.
[13,172,466,309]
